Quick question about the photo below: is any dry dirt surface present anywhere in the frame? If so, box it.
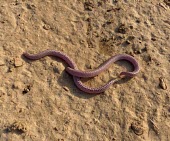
[0,0,170,141]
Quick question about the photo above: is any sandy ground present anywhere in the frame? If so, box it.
[0,0,170,141]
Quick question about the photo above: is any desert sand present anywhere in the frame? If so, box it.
[0,0,170,141]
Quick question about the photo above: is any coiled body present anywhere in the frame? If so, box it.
[23,50,140,94]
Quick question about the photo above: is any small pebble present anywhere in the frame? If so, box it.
[8,121,27,133]
[80,40,85,44]
[125,40,131,44]
[22,85,32,94]
[83,14,89,21]
[63,86,69,91]
[8,66,14,72]
[14,58,23,67]
[117,24,128,34]
[159,77,167,90]
[43,24,51,30]
[85,63,92,69]
[131,121,144,136]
